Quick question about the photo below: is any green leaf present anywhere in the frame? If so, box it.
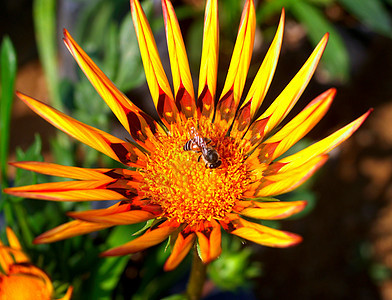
[186,19,204,73]
[34,0,74,165]
[208,234,261,291]
[290,0,350,82]
[76,0,115,53]
[82,224,141,299]
[114,12,146,91]
[306,0,334,5]
[257,0,291,22]
[14,134,44,189]
[161,295,188,300]
[4,135,44,244]
[33,0,62,110]
[0,37,17,188]
[338,0,392,38]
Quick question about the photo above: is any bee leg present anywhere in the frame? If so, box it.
[204,137,212,145]
[198,155,202,162]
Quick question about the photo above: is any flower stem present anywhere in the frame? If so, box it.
[186,246,207,300]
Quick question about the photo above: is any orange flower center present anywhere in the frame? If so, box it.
[141,119,251,226]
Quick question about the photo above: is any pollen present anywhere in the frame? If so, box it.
[141,119,251,226]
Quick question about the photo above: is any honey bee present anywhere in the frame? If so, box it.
[183,128,222,169]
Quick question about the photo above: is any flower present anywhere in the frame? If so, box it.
[5,0,370,271]
[0,228,73,299]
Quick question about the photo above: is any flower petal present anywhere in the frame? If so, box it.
[101,221,178,256]
[0,229,29,273]
[162,0,196,119]
[195,220,221,263]
[229,217,302,248]
[164,232,196,271]
[33,220,112,244]
[63,29,161,151]
[130,0,179,125]
[6,228,22,250]
[252,88,335,163]
[214,0,256,132]
[244,34,329,147]
[197,0,219,120]
[16,92,146,167]
[245,155,328,197]
[9,161,112,181]
[236,200,307,220]
[68,204,157,225]
[275,110,372,173]
[231,9,284,138]
[4,180,131,202]
[58,286,73,300]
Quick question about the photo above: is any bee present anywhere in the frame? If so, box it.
[183,128,222,169]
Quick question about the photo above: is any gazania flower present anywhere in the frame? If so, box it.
[5,0,370,271]
[0,228,72,299]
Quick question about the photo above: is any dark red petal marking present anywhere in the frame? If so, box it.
[197,84,214,120]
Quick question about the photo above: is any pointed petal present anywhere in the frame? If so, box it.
[6,228,22,250]
[63,29,161,150]
[230,218,302,247]
[258,88,335,162]
[197,0,219,120]
[101,221,178,256]
[130,0,179,125]
[246,155,328,197]
[9,161,112,181]
[6,248,30,265]
[215,0,256,132]
[164,232,196,271]
[68,205,156,225]
[237,200,307,220]
[245,34,329,147]
[58,286,73,300]
[4,180,131,202]
[0,246,15,273]
[276,110,371,173]
[0,233,20,273]
[195,220,221,263]
[231,9,284,138]
[33,220,112,244]
[16,92,146,168]
[162,0,196,119]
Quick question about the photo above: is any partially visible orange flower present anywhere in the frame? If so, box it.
[0,228,72,300]
[5,0,371,271]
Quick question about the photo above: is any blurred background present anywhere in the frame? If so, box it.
[1,0,392,299]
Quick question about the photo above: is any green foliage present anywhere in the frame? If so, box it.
[161,294,188,300]
[338,0,392,38]
[33,0,62,110]
[115,12,146,91]
[80,225,140,299]
[0,37,16,189]
[258,0,392,82]
[5,135,44,245]
[208,234,261,291]
[290,0,350,82]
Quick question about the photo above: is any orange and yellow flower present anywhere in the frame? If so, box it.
[5,0,370,271]
[0,228,72,299]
